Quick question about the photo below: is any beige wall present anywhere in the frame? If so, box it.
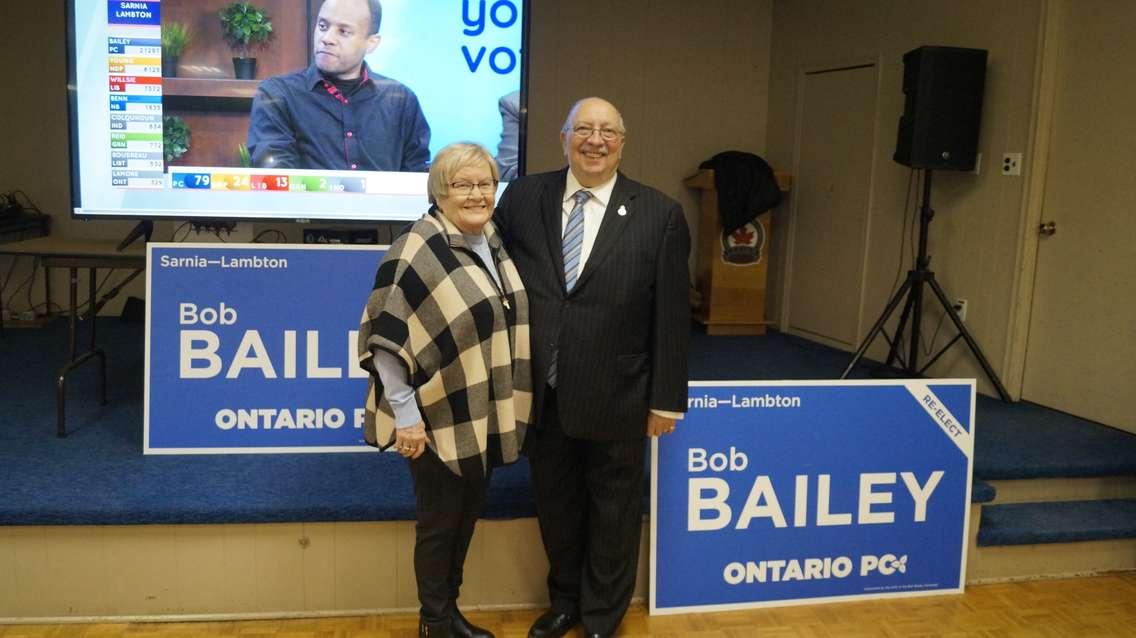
[524,0,773,234]
[0,1,773,315]
[765,0,1044,395]
[1,3,78,239]
[8,1,1119,409]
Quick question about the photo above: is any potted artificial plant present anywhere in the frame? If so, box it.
[218,2,273,80]
[163,115,191,167]
[237,143,252,168]
[160,22,192,77]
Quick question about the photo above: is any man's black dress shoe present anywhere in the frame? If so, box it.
[527,610,580,637]
[451,608,494,638]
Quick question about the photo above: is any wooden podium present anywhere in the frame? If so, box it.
[684,168,791,335]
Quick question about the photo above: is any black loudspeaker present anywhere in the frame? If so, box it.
[894,46,987,170]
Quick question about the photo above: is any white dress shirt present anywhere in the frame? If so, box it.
[561,170,616,275]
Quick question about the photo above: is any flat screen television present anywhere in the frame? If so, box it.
[67,0,528,223]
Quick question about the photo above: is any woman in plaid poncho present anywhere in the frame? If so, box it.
[359,142,531,638]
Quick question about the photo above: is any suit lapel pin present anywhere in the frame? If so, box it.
[617,204,628,216]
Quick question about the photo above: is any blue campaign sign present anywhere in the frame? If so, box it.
[145,244,386,454]
[651,380,975,613]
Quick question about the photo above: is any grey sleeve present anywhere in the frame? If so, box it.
[372,350,422,428]
[495,91,520,180]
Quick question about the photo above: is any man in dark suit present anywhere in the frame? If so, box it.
[493,97,690,638]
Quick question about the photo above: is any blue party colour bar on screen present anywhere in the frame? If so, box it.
[171,173,213,190]
[108,38,161,54]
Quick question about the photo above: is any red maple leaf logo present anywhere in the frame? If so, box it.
[731,226,755,245]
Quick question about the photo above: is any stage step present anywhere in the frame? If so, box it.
[966,398,1136,582]
[972,479,996,504]
[986,476,1136,504]
[966,498,1136,582]
[966,444,1136,583]
[977,498,1136,547]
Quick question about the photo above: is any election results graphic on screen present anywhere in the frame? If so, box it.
[70,1,526,222]
[651,380,975,613]
[145,244,385,453]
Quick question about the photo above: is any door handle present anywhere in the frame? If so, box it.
[1039,221,1057,236]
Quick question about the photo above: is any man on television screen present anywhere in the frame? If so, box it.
[496,90,521,181]
[247,0,430,172]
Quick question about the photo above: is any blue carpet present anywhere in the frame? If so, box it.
[971,398,1136,479]
[1,318,1131,525]
[977,499,1136,546]
[688,331,1136,481]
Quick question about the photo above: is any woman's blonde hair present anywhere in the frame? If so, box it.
[427,142,500,206]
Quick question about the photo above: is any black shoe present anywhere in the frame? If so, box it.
[528,610,580,637]
[451,607,494,638]
[420,618,453,638]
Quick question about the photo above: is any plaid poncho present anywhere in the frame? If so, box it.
[358,210,532,478]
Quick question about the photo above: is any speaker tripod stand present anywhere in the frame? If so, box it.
[840,169,1011,401]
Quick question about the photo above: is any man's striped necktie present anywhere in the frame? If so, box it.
[548,188,591,387]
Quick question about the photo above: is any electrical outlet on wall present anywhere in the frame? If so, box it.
[1001,153,1022,176]
[953,299,968,322]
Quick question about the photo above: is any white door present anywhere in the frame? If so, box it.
[786,64,877,349]
[1022,6,1136,433]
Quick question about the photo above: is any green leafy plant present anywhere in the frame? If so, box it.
[218,2,274,58]
[163,115,190,164]
[237,143,252,168]
[160,22,193,59]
